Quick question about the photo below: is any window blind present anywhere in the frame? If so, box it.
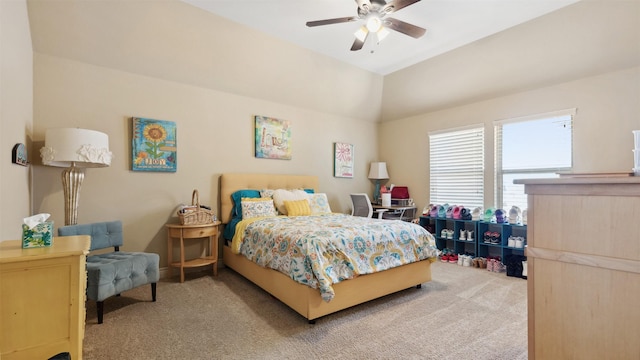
[429,126,484,208]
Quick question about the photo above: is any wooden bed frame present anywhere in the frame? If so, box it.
[220,173,433,322]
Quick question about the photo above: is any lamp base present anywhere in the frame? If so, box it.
[373,181,381,204]
[62,165,84,225]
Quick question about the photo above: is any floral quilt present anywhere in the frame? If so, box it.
[231,213,438,302]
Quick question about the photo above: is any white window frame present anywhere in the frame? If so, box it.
[494,108,575,210]
[429,125,485,209]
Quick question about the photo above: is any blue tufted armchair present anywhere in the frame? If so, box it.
[58,220,159,324]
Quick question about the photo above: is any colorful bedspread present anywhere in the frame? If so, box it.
[231,213,438,302]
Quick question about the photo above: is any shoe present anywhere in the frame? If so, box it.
[429,205,439,217]
[508,206,522,225]
[508,236,516,248]
[522,209,528,225]
[515,237,524,248]
[440,229,448,238]
[452,206,461,219]
[484,207,496,222]
[472,207,483,221]
[445,205,454,219]
[463,256,472,267]
[479,257,487,269]
[522,260,528,279]
[449,254,458,264]
[459,229,467,241]
[440,248,449,262]
[495,209,507,223]
[457,254,464,266]
[438,204,448,218]
[484,231,492,243]
[460,207,472,220]
[486,258,494,272]
[466,230,474,242]
[490,232,501,245]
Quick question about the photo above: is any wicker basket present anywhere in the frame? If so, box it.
[177,190,215,225]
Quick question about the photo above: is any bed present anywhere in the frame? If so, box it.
[220,173,438,322]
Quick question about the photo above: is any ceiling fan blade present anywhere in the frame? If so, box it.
[385,17,426,38]
[381,0,421,14]
[306,16,359,27]
[350,30,369,51]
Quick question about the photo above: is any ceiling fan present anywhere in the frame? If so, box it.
[306,0,426,51]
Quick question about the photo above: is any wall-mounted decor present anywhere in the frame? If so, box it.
[255,115,291,160]
[132,117,177,172]
[12,143,28,166]
[334,142,354,178]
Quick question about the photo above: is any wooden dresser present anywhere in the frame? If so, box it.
[515,177,640,359]
[0,235,90,360]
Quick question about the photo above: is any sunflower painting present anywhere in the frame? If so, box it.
[132,117,177,172]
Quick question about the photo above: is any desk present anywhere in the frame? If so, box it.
[0,235,90,360]
[166,222,221,283]
[372,205,417,221]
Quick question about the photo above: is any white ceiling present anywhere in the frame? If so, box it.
[181,0,580,75]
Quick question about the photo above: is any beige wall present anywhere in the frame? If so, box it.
[379,66,640,215]
[31,54,378,262]
[23,0,383,263]
[0,0,33,240]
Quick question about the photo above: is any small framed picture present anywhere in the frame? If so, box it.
[334,142,354,178]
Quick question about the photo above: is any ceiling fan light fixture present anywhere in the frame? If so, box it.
[354,26,368,42]
[366,16,382,32]
[376,27,390,43]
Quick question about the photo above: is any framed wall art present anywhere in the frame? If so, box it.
[131,117,177,172]
[334,142,354,178]
[255,115,291,160]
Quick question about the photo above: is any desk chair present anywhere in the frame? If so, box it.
[350,193,388,219]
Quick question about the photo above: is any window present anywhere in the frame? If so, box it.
[429,126,484,209]
[495,109,575,210]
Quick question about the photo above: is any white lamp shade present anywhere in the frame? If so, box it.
[368,162,389,180]
[40,128,112,168]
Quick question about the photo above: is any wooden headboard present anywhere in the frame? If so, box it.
[220,173,319,224]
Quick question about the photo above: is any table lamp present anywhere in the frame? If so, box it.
[368,162,389,204]
[40,128,112,225]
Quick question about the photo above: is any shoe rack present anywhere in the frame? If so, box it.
[420,216,478,256]
[476,221,527,261]
[419,216,527,262]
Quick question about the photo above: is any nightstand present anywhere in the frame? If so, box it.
[166,221,221,283]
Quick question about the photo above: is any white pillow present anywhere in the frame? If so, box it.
[309,193,332,214]
[272,189,309,215]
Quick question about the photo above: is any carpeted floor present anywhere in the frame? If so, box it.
[83,261,527,359]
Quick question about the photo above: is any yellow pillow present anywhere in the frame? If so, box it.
[284,199,311,216]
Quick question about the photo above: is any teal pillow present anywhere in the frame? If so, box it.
[304,188,315,194]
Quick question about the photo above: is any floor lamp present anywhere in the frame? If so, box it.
[368,162,389,204]
[40,128,112,225]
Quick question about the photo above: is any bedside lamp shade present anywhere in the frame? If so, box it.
[368,162,389,204]
[40,128,112,225]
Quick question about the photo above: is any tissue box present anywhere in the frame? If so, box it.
[22,221,54,248]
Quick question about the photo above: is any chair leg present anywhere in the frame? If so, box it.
[97,301,104,324]
[151,282,157,302]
